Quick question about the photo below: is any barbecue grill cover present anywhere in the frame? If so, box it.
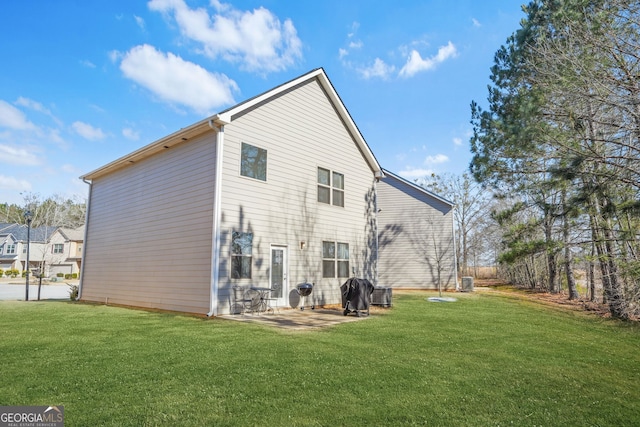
[340,278,375,310]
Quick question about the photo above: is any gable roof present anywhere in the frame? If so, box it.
[381,168,454,207]
[56,226,85,241]
[82,68,382,181]
[0,223,58,243]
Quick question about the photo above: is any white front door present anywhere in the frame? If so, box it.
[270,245,288,302]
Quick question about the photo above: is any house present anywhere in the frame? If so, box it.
[47,226,85,277]
[0,223,59,276]
[79,68,383,315]
[78,68,456,316]
[377,169,457,290]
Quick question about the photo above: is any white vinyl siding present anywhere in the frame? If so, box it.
[81,135,216,314]
[216,78,377,310]
[80,74,379,315]
[377,175,456,290]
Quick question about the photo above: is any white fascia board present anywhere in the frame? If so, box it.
[382,168,455,207]
[80,119,212,181]
[218,68,383,175]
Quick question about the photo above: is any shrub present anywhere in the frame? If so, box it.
[64,274,72,280]
[72,273,78,279]
[67,284,78,300]
[56,272,64,278]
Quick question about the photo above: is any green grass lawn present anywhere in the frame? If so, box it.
[1,292,639,426]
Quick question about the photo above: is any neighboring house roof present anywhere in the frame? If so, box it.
[0,224,58,243]
[381,168,454,207]
[81,68,383,181]
[0,223,15,232]
[57,226,85,242]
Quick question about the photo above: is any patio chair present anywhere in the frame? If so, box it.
[232,285,261,315]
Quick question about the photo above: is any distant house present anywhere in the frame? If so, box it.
[79,68,456,316]
[0,223,59,276]
[48,226,84,277]
[377,169,457,290]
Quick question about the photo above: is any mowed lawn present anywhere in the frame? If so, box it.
[1,291,639,426]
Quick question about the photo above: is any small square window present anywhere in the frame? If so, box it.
[317,167,345,207]
[241,143,267,181]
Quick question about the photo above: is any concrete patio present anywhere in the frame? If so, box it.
[220,306,389,330]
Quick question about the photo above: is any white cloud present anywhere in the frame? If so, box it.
[339,48,348,59]
[108,50,122,63]
[358,58,396,80]
[15,97,46,113]
[398,168,434,179]
[348,21,360,38]
[134,15,145,30]
[148,0,302,73]
[122,127,140,141]
[349,40,363,49]
[72,121,106,141]
[453,137,463,146]
[80,59,96,68]
[399,41,458,78]
[472,18,481,28]
[0,144,41,166]
[425,154,449,165]
[120,44,238,114]
[0,101,37,131]
[0,175,31,192]
[15,97,63,126]
[61,164,82,174]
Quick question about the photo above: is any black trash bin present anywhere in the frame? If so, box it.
[340,278,375,316]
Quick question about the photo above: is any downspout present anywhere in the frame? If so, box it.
[452,205,459,291]
[207,120,224,317]
[77,178,92,300]
[374,175,380,286]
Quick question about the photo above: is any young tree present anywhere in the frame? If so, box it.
[417,172,492,277]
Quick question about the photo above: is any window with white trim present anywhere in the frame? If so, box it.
[6,244,16,255]
[231,231,253,279]
[53,244,64,254]
[241,142,267,181]
[322,241,349,278]
[317,167,344,207]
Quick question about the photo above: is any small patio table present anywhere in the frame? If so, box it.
[248,286,276,314]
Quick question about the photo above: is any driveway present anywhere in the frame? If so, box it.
[0,282,72,301]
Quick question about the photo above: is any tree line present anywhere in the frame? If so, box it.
[469,0,640,320]
[1,194,86,229]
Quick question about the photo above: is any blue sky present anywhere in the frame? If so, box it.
[0,0,524,205]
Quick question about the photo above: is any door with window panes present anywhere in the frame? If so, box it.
[270,245,287,301]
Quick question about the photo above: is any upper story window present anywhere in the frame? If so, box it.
[6,244,16,255]
[231,231,253,279]
[241,142,267,181]
[53,244,64,254]
[317,167,344,207]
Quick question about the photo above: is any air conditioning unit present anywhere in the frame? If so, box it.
[371,286,392,307]
[461,276,474,292]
